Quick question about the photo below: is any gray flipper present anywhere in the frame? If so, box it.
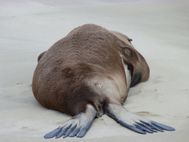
[44,104,96,139]
[105,103,175,134]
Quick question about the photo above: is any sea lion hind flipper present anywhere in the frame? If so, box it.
[44,104,96,139]
[105,103,175,134]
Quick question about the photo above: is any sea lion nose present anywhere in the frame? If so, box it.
[130,73,141,87]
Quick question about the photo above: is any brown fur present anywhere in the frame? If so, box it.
[32,24,149,116]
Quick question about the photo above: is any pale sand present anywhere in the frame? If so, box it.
[0,0,189,141]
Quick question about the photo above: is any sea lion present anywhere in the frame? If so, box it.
[32,24,175,138]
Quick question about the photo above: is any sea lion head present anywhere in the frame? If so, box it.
[112,31,150,87]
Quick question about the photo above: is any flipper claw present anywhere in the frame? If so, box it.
[151,121,175,131]
[63,124,77,138]
[140,120,164,132]
[128,125,146,134]
[76,124,91,138]
[135,122,154,133]
[69,127,80,137]
[44,127,62,139]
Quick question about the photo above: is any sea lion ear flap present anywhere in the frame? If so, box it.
[121,46,150,87]
[37,51,46,62]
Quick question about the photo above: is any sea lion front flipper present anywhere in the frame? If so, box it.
[44,104,96,139]
[105,103,175,134]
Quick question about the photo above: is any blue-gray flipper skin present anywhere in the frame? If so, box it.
[44,103,175,139]
[44,127,62,139]
[55,124,72,138]
[151,121,175,131]
[105,103,175,134]
[44,104,96,139]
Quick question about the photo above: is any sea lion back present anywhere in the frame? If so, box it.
[32,24,127,116]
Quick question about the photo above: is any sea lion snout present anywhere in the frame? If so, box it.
[130,72,142,87]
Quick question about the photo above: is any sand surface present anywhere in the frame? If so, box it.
[0,0,189,141]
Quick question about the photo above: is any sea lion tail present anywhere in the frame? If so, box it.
[88,94,109,118]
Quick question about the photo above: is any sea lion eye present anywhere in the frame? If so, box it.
[128,38,132,42]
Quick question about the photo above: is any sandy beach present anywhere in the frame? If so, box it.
[0,0,189,141]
